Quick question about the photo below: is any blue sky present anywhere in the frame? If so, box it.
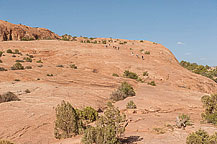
[0,0,217,66]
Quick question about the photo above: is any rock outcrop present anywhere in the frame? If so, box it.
[0,20,60,41]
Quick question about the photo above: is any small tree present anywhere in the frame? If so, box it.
[123,70,138,80]
[201,94,217,125]
[11,62,24,70]
[82,102,127,144]
[54,101,80,139]
[186,129,217,144]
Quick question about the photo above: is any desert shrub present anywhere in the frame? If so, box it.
[16,60,24,62]
[0,67,7,71]
[145,51,150,55]
[25,89,31,93]
[0,92,20,103]
[0,140,14,144]
[21,37,34,41]
[201,94,217,125]
[6,49,13,53]
[176,114,192,129]
[14,79,20,81]
[13,49,20,54]
[12,55,16,57]
[140,40,143,42]
[140,49,144,52]
[23,57,32,62]
[0,59,2,63]
[11,62,24,70]
[36,60,43,63]
[82,102,127,144]
[70,64,77,69]
[102,40,107,44]
[143,71,149,76]
[56,65,64,67]
[126,101,137,109]
[76,107,98,122]
[112,73,119,77]
[111,82,136,101]
[26,54,34,58]
[186,129,217,144]
[54,101,82,139]
[123,70,138,80]
[25,66,32,69]
[0,51,3,57]
[47,74,53,76]
[148,81,156,86]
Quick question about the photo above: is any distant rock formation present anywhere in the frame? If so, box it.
[0,20,60,41]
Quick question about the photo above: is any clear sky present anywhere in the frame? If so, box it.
[0,0,217,66]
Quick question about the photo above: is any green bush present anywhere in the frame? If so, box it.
[112,73,119,77]
[6,49,13,53]
[0,67,7,71]
[145,51,150,55]
[54,101,81,139]
[0,140,14,144]
[11,62,24,70]
[0,92,20,103]
[56,65,64,67]
[76,107,98,122]
[13,49,21,54]
[123,70,138,80]
[15,60,24,63]
[176,114,192,129]
[126,101,137,109]
[111,82,136,101]
[82,102,127,144]
[25,66,32,69]
[143,71,149,76]
[21,37,34,41]
[23,57,32,62]
[0,51,3,57]
[70,64,77,69]
[148,81,156,86]
[201,94,217,125]
[36,60,43,63]
[186,129,217,144]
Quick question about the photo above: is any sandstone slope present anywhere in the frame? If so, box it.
[0,38,216,143]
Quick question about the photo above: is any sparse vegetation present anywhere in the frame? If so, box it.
[25,89,31,93]
[21,37,34,41]
[153,128,166,134]
[70,64,77,69]
[56,65,64,67]
[148,81,156,86]
[0,140,14,144]
[6,49,13,53]
[186,129,217,144]
[180,61,217,83]
[36,59,43,63]
[145,51,150,55]
[15,60,24,62]
[111,82,136,101]
[11,62,24,70]
[126,101,137,109]
[0,67,7,71]
[76,107,98,123]
[0,92,20,103]
[0,51,3,57]
[112,73,119,77]
[143,71,149,76]
[25,66,32,69]
[201,94,217,125]
[123,70,138,80]
[47,74,54,77]
[82,102,127,144]
[23,57,32,62]
[176,114,192,129]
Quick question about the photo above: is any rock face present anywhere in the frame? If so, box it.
[0,20,60,41]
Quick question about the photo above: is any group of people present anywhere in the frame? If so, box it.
[131,52,144,60]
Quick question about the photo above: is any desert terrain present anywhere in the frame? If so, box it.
[0,21,216,144]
